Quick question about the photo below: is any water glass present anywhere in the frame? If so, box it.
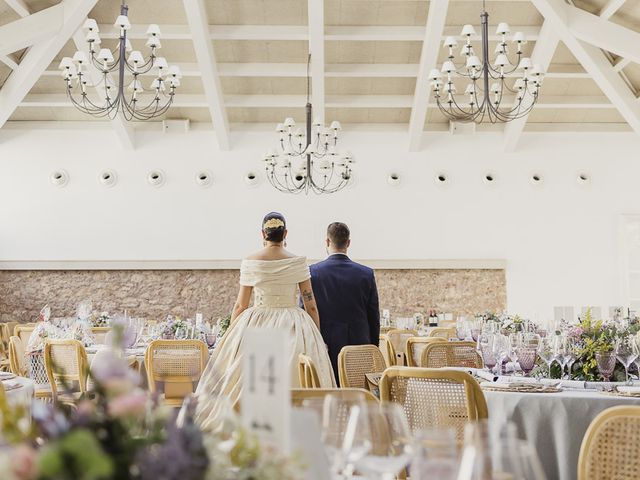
[492,334,510,376]
[477,333,496,372]
[595,350,616,382]
[537,337,556,378]
[616,337,638,383]
[411,427,458,480]
[354,403,413,480]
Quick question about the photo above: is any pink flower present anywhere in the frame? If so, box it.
[108,391,148,418]
[11,445,38,480]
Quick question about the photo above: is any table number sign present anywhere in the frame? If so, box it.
[241,327,291,453]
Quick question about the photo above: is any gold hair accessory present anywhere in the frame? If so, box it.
[263,218,285,229]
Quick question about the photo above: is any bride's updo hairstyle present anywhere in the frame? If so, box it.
[262,211,287,243]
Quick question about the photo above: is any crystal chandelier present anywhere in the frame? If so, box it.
[58,1,181,121]
[263,55,354,195]
[429,0,544,123]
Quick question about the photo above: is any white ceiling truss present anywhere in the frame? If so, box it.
[0,0,638,152]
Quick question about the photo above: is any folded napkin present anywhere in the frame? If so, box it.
[616,386,640,393]
[0,372,16,380]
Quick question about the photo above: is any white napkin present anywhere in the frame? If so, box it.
[616,386,640,393]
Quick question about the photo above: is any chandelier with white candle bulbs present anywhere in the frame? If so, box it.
[263,55,354,195]
[58,1,181,121]
[429,0,544,123]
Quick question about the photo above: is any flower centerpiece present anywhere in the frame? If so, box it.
[161,317,192,339]
[0,324,302,480]
[92,312,111,327]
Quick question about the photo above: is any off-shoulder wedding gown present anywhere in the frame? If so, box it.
[195,256,335,429]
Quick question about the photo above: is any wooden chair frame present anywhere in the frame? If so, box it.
[291,387,378,407]
[578,405,640,480]
[385,329,418,366]
[43,339,89,401]
[420,341,483,369]
[338,344,387,389]
[297,353,321,388]
[428,327,457,340]
[379,367,488,437]
[14,325,36,348]
[145,339,208,407]
[405,337,447,367]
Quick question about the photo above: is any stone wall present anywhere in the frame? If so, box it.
[0,268,506,324]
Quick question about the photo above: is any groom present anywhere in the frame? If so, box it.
[307,222,380,384]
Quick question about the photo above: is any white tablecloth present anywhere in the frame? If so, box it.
[484,389,640,480]
[4,376,34,406]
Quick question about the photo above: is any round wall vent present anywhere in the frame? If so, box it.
[195,170,213,187]
[244,171,260,187]
[530,172,544,186]
[387,173,401,186]
[483,173,497,185]
[99,170,117,187]
[147,170,165,187]
[435,173,448,185]
[50,170,69,187]
[577,172,591,186]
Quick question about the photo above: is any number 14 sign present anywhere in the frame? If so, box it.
[241,327,292,453]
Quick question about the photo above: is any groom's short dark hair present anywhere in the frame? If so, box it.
[327,222,350,249]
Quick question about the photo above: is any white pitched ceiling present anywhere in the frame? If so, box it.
[0,0,639,150]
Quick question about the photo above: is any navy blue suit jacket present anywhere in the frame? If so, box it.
[306,254,380,381]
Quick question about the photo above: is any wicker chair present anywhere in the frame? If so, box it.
[14,324,36,348]
[428,327,457,340]
[338,345,387,389]
[379,367,488,441]
[405,337,447,367]
[6,322,18,339]
[91,327,111,344]
[291,387,378,407]
[0,324,11,372]
[386,329,418,366]
[9,336,52,401]
[297,353,321,388]
[379,334,394,367]
[420,342,483,369]
[578,405,640,480]
[145,340,208,407]
[43,339,89,404]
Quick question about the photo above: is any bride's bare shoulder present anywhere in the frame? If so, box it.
[245,248,299,261]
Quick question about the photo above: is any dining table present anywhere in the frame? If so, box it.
[484,387,640,480]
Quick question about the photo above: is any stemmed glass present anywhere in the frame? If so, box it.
[595,350,617,382]
[354,403,413,480]
[456,318,468,341]
[537,337,556,378]
[553,335,574,380]
[516,344,537,376]
[508,333,522,373]
[616,336,638,384]
[477,332,496,373]
[632,335,640,381]
[492,334,510,376]
[411,427,458,480]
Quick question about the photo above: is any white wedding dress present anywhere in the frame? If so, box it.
[195,256,335,430]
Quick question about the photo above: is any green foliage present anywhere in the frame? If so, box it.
[38,430,114,480]
[218,314,232,338]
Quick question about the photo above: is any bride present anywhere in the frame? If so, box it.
[195,212,336,429]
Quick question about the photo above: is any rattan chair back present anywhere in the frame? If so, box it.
[9,336,27,376]
[145,339,208,406]
[338,344,387,389]
[379,367,488,441]
[297,353,321,388]
[43,339,89,399]
[578,405,640,480]
[14,325,36,348]
[405,337,447,367]
[420,341,483,369]
[428,327,457,340]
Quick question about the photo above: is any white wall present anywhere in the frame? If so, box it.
[1,126,639,319]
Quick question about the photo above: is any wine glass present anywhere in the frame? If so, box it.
[516,345,537,376]
[537,337,556,378]
[553,335,572,380]
[411,427,458,480]
[492,334,510,376]
[595,350,616,382]
[477,332,496,373]
[616,337,638,384]
[354,403,413,480]
[508,333,522,372]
